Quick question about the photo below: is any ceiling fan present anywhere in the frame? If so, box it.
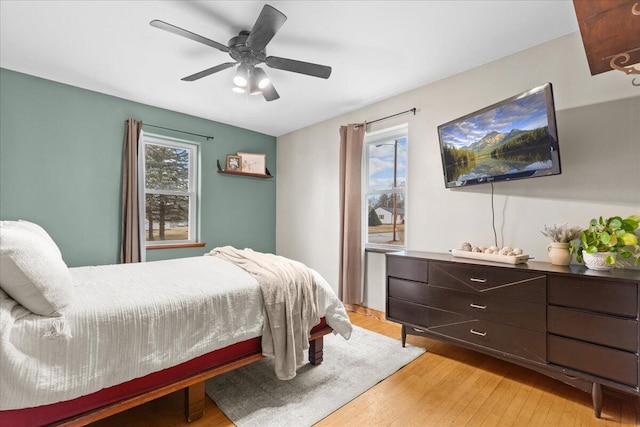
[150,4,332,102]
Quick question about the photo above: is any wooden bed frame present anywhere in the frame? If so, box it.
[2,321,332,426]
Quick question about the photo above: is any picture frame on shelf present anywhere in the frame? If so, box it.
[237,152,266,175]
[226,155,241,171]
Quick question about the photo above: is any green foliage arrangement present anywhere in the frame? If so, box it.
[574,215,640,266]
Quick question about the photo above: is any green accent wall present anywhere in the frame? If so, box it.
[0,68,276,267]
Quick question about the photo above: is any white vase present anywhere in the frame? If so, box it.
[547,242,572,266]
[583,251,616,271]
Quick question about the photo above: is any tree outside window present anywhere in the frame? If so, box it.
[142,137,197,244]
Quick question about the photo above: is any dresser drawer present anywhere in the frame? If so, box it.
[387,255,428,282]
[429,315,546,363]
[388,278,430,305]
[548,275,637,318]
[387,298,428,326]
[429,262,546,303]
[548,335,637,386]
[548,306,638,352]
[429,286,545,332]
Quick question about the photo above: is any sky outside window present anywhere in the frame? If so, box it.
[368,137,407,192]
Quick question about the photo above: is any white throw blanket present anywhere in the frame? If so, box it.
[208,247,323,380]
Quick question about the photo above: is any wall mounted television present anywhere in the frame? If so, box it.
[437,82,561,188]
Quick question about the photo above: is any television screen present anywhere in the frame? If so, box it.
[437,83,560,188]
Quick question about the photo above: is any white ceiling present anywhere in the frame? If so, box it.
[0,1,579,137]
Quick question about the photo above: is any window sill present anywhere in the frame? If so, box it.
[146,242,206,250]
[365,247,405,254]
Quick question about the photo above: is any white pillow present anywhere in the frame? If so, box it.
[0,219,63,259]
[0,224,73,316]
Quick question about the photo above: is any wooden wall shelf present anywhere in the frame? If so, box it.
[216,159,273,179]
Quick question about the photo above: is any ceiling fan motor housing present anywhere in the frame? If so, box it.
[229,32,266,65]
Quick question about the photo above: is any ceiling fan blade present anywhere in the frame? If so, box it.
[266,56,332,79]
[262,83,280,102]
[181,62,237,81]
[246,5,287,52]
[150,20,229,53]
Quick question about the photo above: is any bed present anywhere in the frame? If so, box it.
[0,221,352,426]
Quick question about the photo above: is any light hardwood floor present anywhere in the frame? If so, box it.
[92,311,639,427]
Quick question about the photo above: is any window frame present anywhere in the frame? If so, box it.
[140,133,199,247]
[363,123,408,251]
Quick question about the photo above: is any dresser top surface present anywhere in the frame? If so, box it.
[387,251,640,282]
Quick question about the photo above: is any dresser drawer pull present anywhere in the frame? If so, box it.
[412,327,426,333]
[470,329,487,337]
[470,303,487,310]
[562,373,579,380]
[469,277,487,283]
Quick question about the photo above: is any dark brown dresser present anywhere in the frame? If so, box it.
[386,251,640,418]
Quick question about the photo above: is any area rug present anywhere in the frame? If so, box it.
[205,325,425,427]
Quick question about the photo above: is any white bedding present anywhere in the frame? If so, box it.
[0,256,352,410]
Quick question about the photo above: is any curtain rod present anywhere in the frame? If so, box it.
[356,107,417,128]
[143,123,215,141]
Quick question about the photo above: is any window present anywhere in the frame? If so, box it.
[141,134,198,246]
[364,124,408,249]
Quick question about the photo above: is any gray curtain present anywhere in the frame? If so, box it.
[338,124,365,304]
[120,118,143,263]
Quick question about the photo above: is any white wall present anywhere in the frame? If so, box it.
[276,32,640,311]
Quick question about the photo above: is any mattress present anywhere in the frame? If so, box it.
[0,255,351,410]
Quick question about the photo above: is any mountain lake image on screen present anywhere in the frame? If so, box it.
[437,83,561,188]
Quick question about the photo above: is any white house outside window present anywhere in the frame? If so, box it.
[364,124,408,249]
[141,134,198,245]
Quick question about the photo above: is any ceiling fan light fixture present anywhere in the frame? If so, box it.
[233,64,251,87]
[254,67,270,89]
[248,71,263,95]
[249,83,262,96]
[232,85,246,93]
[233,75,247,87]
